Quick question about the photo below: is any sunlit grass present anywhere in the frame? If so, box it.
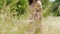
[43,16,60,34]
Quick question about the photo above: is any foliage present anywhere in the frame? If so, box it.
[42,0,60,17]
[0,0,28,17]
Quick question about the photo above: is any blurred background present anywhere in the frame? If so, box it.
[42,0,60,34]
[42,0,60,17]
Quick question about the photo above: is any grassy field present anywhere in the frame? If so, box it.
[42,16,60,34]
[0,12,41,34]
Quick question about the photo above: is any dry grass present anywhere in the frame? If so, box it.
[0,9,41,34]
[42,16,60,34]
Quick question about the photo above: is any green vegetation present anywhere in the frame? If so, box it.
[0,0,28,17]
[42,0,60,17]
[0,0,29,34]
